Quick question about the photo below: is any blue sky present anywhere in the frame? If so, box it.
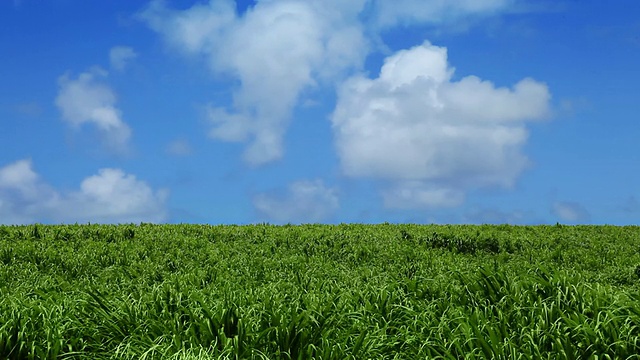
[1,0,638,225]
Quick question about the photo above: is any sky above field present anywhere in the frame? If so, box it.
[1,0,639,225]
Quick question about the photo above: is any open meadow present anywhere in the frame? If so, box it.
[1,223,640,359]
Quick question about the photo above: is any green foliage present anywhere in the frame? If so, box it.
[0,224,639,358]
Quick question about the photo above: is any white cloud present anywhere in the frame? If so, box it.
[166,138,193,156]
[109,46,138,71]
[0,159,168,224]
[253,179,339,223]
[0,159,57,224]
[331,41,550,209]
[0,159,41,198]
[551,201,590,223]
[60,169,169,223]
[140,0,369,165]
[371,0,516,28]
[55,68,132,154]
[139,0,531,166]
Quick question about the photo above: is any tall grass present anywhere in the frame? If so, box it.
[1,224,639,358]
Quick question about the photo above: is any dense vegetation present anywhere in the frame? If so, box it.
[1,223,640,359]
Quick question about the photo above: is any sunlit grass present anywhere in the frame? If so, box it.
[1,223,639,358]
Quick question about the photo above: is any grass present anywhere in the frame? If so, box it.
[1,223,639,359]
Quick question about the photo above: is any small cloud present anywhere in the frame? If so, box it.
[0,158,48,201]
[55,68,132,154]
[551,201,590,223]
[109,46,138,71]
[253,179,339,223]
[372,0,514,29]
[0,159,168,224]
[62,168,169,223]
[166,138,193,156]
[558,97,591,117]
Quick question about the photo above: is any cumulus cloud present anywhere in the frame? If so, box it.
[0,159,168,224]
[55,68,132,154]
[253,179,339,223]
[331,41,550,209]
[140,0,369,165]
[109,46,138,71]
[551,201,590,223]
[139,0,532,166]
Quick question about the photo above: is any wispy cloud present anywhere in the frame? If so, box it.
[371,0,515,28]
[166,138,193,156]
[109,46,138,71]
[253,179,339,223]
[551,201,590,223]
[382,182,465,209]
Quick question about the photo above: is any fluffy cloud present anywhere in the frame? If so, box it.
[140,0,368,165]
[551,201,590,223]
[0,159,42,198]
[140,1,531,166]
[55,68,132,154]
[109,46,138,71]
[0,159,168,224]
[253,179,339,223]
[331,41,550,209]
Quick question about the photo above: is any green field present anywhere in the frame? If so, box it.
[1,223,640,359]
